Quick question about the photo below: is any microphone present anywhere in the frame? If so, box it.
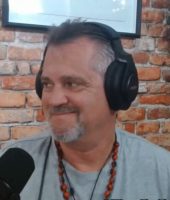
[0,148,35,200]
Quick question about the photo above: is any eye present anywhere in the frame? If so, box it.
[64,81,79,88]
[41,81,53,89]
[62,76,89,91]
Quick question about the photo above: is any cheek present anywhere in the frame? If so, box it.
[86,89,109,110]
[85,92,110,119]
[79,92,109,118]
[41,97,50,116]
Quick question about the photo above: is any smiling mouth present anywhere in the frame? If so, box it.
[49,110,78,117]
[52,111,76,115]
[46,107,79,118]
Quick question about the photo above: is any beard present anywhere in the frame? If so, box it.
[44,105,86,143]
[49,121,86,143]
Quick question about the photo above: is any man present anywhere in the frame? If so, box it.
[0,20,170,200]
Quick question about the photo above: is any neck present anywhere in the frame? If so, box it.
[58,130,116,172]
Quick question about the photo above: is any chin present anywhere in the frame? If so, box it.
[51,122,86,143]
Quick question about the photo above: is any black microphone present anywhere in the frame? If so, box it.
[0,148,35,200]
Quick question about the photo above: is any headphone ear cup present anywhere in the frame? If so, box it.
[35,45,49,99]
[35,71,43,99]
[104,60,126,110]
[104,59,138,111]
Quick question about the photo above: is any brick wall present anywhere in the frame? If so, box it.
[0,0,170,150]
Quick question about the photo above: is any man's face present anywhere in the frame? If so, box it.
[41,37,113,143]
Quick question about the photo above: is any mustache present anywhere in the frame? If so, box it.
[47,106,79,115]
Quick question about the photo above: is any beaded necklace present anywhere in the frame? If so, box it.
[56,140,119,200]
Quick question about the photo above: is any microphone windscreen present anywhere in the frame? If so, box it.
[0,148,35,194]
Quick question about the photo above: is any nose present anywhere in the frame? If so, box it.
[42,86,68,107]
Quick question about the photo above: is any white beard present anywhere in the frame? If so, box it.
[47,121,86,143]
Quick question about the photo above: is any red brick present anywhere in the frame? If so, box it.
[157,38,170,51]
[124,123,135,133]
[0,29,15,41]
[26,91,42,107]
[142,0,150,7]
[149,54,168,65]
[142,10,165,23]
[150,54,164,65]
[136,122,160,135]
[1,75,35,90]
[0,45,7,59]
[136,38,155,51]
[165,55,170,66]
[162,70,170,82]
[11,125,47,139]
[160,84,170,93]
[141,23,148,36]
[147,108,170,119]
[162,27,170,39]
[144,134,170,146]
[17,62,30,75]
[152,0,170,8]
[8,46,42,61]
[0,109,33,123]
[148,83,170,94]
[137,67,160,81]
[121,39,134,49]
[31,63,41,74]
[140,95,170,105]
[118,108,145,122]
[0,62,16,75]
[0,127,10,141]
[0,91,25,107]
[18,32,44,43]
[163,121,170,133]
[133,52,149,64]
[35,109,46,122]
[148,24,164,37]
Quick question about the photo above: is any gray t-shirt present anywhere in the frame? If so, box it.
[0,128,170,200]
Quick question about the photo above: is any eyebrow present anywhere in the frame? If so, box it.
[41,75,89,85]
[61,75,88,84]
[41,76,51,82]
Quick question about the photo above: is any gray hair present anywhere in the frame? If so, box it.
[91,41,115,78]
[42,19,115,78]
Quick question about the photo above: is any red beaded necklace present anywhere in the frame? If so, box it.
[56,140,119,200]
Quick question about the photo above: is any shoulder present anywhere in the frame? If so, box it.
[116,128,170,166]
[0,131,52,157]
[115,129,170,197]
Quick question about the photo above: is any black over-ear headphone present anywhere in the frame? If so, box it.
[35,22,138,111]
